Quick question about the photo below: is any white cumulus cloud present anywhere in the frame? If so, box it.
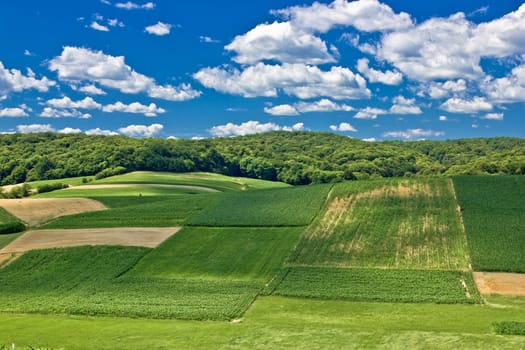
[273,0,413,33]
[48,47,200,101]
[440,97,493,113]
[329,122,357,132]
[118,123,163,137]
[0,107,28,117]
[46,96,102,110]
[389,95,422,114]
[78,84,106,95]
[115,1,155,10]
[17,124,55,133]
[194,62,370,100]
[265,99,354,116]
[0,62,55,95]
[145,22,172,36]
[354,107,388,119]
[481,112,504,120]
[208,120,304,137]
[40,107,91,119]
[264,104,299,116]
[58,127,82,134]
[356,58,403,85]
[90,21,109,32]
[225,21,336,65]
[383,128,444,140]
[102,101,165,116]
[85,128,119,136]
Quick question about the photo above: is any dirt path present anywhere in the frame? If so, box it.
[474,272,525,296]
[0,227,180,254]
[0,198,107,226]
[68,184,220,192]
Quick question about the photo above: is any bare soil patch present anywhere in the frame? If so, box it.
[0,227,180,254]
[69,184,220,192]
[474,272,525,296]
[0,198,107,226]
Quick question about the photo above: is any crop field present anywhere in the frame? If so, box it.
[130,227,303,281]
[453,176,525,272]
[41,194,219,228]
[0,246,261,320]
[289,178,469,270]
[0,207,25,235]
[188,184,331,227]
[34,185,215,198]
[2,296,525,349]
[269,266,481,304]
[94,171,290,191]
[1,171,524,348]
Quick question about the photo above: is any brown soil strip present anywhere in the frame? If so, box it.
[0,252,23,269]
[69,184,220,192]
[0,198,107,226]
[0,227,180,254]
[474,272,525,296]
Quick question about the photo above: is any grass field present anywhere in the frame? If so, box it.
[453,176,525,272]
[0,207,25,234]
[1,295,525,349]
[269,266,481,304]
[33,185,212,198]
[0,232,22,250]
[0,246,261,320]
[188,184,331,227]
[40,194,219,228]
[130,227,303,281]
[289,178,469,270]
[93,171,290,191]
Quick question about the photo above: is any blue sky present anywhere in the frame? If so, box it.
[0,0,524,140]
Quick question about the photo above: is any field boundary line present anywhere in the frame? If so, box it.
[449,178,473,271]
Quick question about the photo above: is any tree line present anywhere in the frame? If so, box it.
[0,132,523,186]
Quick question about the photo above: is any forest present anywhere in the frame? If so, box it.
[0,132,524,186]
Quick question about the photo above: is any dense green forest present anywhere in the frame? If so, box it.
[0,132,524,186]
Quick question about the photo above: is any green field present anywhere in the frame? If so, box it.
[1,171,525,347]
[269,266,481,304]
[0,246,261,320]
[289,178,469,269]
[2,296,525,349]
[0,207,25,235]
[453,176,525,272]
[41,194,219,228]
[188,184,331,227]
[131,227,303,281]
[33,185,213,198]
[93,171,290,191]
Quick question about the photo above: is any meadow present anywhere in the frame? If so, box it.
[2,296,525,349]
[453,176,525,272]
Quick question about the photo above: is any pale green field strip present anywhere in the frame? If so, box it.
[188,184,331,227]
[2,295,525,349]
[33,184,219,198]
[93,171,290,191]
[289,178,470,270]
[129,227,304,282]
